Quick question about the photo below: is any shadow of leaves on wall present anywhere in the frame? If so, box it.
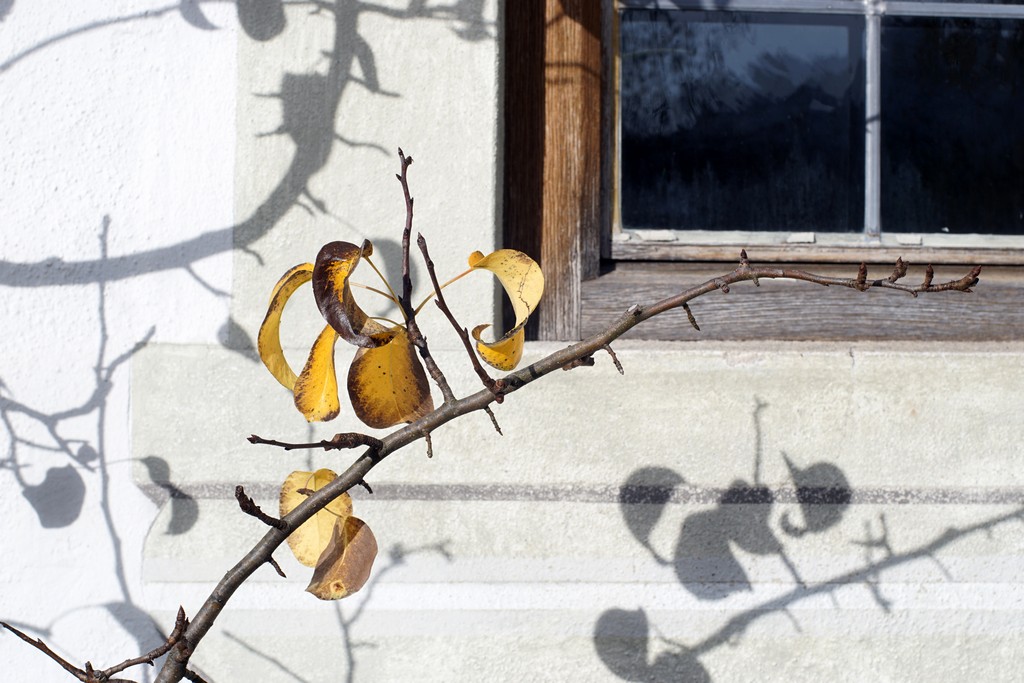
[779,455,851,537]
[140,456,199,536]
[595,608,710,683]
[598,398,856,681]
[597,397,1024,681]
[238,0,287,42]
[674,478,806,600]
[20,464,86,529]
[0,219,153,532]
[595,502,1024,682]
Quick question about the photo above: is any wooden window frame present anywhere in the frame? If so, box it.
[503,1,1024,342]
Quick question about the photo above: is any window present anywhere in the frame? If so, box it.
[618,9,866,234]
[503,1,1024,342]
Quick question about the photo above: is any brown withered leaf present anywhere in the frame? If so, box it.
[306,515,378,600]
[312,240,395,349]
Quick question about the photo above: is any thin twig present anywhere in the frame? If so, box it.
[483,406,503,435]
[392,150,456,403]
[1,622,87,680]
[3,606,189,682]
[397,148,414,312]
[235,485,286,530]
[102,607,189,677]
[417,233,502,400]
[682,302,700,331]
[602,344,624,375]
[248,432,383,452]
[183,669,211,683]
[266,556,287,578]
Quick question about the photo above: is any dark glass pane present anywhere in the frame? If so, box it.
[881,16,1024,234]
[619,10,865,231]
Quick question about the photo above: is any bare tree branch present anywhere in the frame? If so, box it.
[4,605,189,682]
[152,250,981,682]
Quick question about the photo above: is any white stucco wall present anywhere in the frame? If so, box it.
[1,1,237,678]
[3,2,1023,682]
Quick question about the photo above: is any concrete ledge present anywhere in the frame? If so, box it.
[132,341,1024,681]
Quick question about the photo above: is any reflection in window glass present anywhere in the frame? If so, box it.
[619,11,864,231]
[881,16,1024,234]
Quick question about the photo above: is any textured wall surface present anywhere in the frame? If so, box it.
[3,2,1024,682]
[1,1,237,678]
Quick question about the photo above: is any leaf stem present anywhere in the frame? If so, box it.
[412,267,474,315]
[360,258,405,320]
[350,281,400,306]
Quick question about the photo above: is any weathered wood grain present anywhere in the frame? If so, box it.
[504,1,604,342]
[582,262,1024,341]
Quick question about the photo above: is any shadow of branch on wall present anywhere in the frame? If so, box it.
[0,0,494,290]
[0,3,490,675]
[595,505,1023,683]
[596,398,1022,682]
[222,540,453,683]
[0,218,172,681]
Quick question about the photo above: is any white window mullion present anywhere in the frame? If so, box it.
[864,7,882,239]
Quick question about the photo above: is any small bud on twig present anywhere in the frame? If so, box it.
[887,257,908,283]
[855,263,868,291]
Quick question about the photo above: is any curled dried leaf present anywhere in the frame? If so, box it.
[257,263,314,390]
[471,324,524,372]
[313,240,395,349]
[306,515,378,600]
[348,326,434,428]
[468,249,544,370]
[280,469,352,567]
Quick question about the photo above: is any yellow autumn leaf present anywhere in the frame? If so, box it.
[312,240,394,349]
[471,324,525,371]
[306,515,378,600]
[257,263,314,390]
[468,249,544,370]
[279,469,353,567]
[293,324,341,422]
[348,326,434,429]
